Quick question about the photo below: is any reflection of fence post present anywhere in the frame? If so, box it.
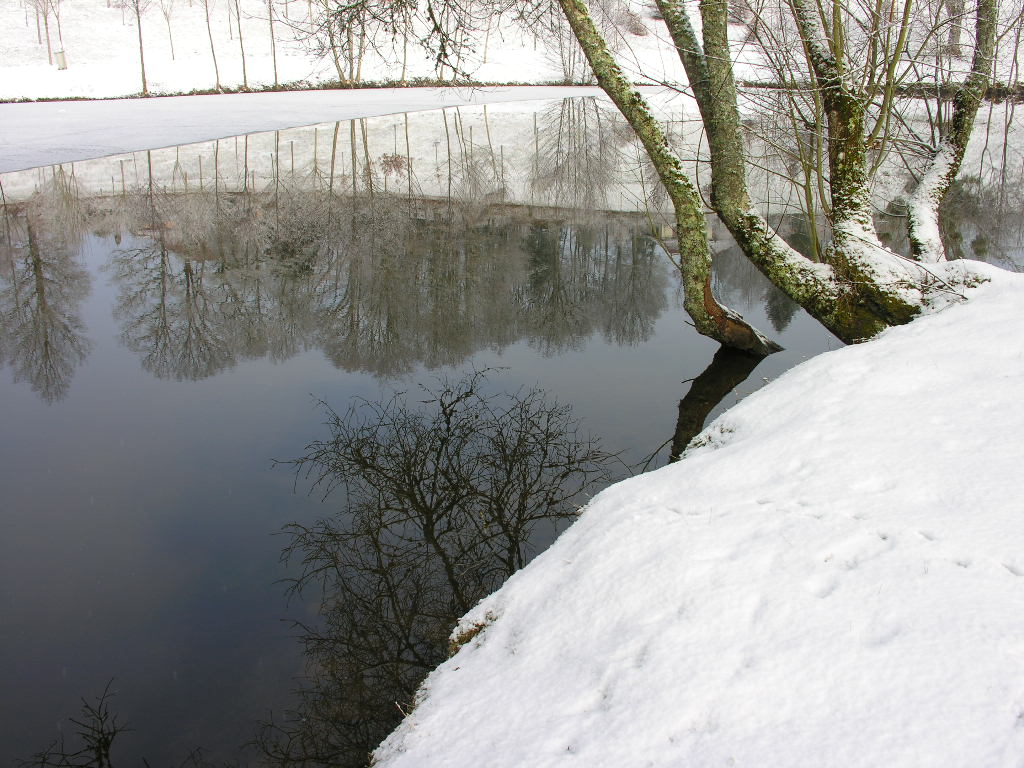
[484,105,500,184]
[361,118,374,198]
[214,139,221,206]
[443,109,453,208]
[331,122,342,195]
[533,113,539,204]
[274,130,280,212]
[313,127,319,188]
[350,121,358,197]
[405,113,413,202]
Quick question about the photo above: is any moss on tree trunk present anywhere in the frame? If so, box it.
[556,0,779,355]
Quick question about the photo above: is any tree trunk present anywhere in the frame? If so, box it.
[51,0,64,47]
[787,0,921,328]
[234,0,248,88]
[346,24,355,83]
[43,7,53,65]
[267,0,278,87]
[401,10,410,83]
[355,27,365,83]
[554,0,780,355]
[907,0,997,262]
[164,14,176,60]
[326,17,346,84]
[135,4,148,94]
[657,0,895,342]
[203,0,221,90]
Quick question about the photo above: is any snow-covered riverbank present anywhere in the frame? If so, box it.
[374,262,1024,768]
[4,18,1022,761]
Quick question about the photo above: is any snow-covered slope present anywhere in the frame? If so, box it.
[373,261,1024,768]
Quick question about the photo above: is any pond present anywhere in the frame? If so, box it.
[0,97,1017,764]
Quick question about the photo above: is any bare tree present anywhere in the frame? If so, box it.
[199,0,223,90]
[0,170,93,404]
[18,682,126,768]
[120,0,152,94]
[47,0,65,55]
[32,0,54,64]
[233,0,248,87]
[550,0,1006,350]
[267,0,279,86]
[552,0,782,353]
[259,371,616,766]
[158,0,176,59]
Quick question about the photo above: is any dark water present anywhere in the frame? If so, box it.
[9,97,1015,764]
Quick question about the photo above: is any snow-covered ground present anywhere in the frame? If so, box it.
[0,0,686,100]
[0,85,611,173]
[373,261,1024,768]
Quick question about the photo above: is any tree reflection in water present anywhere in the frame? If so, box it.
[530,98,632,212]
[0,168,92,403]
[96,178,668,383]
[4,103,1023,766]
[669,347,766,461]
[257,372,616,766]
[522,223,667,354]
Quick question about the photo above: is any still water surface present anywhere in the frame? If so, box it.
[6,97,1013,763]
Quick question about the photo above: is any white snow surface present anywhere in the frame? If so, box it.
[908,141,959,264]
[375,262,1024,768]
[0,86,612,174]
[0,0,689,100]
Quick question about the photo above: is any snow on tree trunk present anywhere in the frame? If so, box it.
[907,0,997,262]
[908,143,958,263]
[788,0,922,328]
[656,0,897,342]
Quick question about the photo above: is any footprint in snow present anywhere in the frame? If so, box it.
[865,624,903,647]
[806,575,839,599]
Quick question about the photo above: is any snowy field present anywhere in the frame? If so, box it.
[0,0,686,100]
[0,85,610,173]
[374,262,1024,768]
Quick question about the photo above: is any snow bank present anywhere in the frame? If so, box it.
[374,262,1024,768]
